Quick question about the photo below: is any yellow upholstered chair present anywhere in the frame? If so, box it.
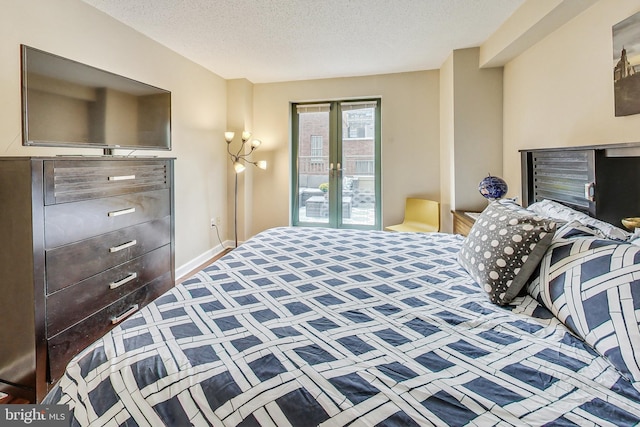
[385,198,440,233]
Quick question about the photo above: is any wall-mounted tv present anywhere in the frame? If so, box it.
[21,45,171,154]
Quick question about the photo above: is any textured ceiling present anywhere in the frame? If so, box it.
[81,0,525,83]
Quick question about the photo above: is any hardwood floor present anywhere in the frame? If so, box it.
[176,248,233,284]
[0,393,29,404]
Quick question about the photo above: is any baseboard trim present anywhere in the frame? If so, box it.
[175,241,232,281]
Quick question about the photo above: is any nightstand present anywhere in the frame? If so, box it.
[452,210,480,236]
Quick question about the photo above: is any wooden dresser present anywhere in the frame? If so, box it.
[0,157,175,403]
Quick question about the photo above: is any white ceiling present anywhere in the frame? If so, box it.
[81,0,525,84]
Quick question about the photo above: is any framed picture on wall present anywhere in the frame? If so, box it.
[613,11,640,116]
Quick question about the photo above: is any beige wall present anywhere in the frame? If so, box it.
[503,0,640,199]
[453,48,503,214]
[1,0,229,275]
[439,54,455,233]
[439,48,503,233]
[246,71,440,237]
[241,0,616,238]
[6,0,638,270]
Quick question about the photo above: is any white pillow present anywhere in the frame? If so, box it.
[527,199,630,241]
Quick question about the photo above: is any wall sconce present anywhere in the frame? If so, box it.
[225,131,267,248]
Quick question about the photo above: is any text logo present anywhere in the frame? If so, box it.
[1,405,69,426]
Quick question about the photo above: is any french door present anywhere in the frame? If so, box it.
[291,99,381,229]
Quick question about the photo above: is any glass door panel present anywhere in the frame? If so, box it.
[294,104,331,225]
[339,101,377,227]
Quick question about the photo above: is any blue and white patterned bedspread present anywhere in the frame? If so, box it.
[47,227,640,426]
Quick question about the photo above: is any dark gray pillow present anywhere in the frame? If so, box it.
[457,200,557,305]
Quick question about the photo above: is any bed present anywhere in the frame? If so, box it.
[45,207,640,426]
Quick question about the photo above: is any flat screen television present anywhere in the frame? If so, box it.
[21,45,171,154]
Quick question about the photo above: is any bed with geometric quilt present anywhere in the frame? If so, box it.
[44,222,640,426]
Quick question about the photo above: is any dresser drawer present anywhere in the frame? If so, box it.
[46,216,171,293]
[44,159,169,205]
[45,189,170,248]
[47,271,174,382]
[46,245,171,337]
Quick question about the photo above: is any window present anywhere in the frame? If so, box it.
[344,109,374,139]
[311,135,323,163]
[355,160,374,174]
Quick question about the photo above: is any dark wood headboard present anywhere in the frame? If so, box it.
[520,142,640,227]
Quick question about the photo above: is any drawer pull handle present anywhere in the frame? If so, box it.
[108,174,136,181]
[109,272,138,290]
[108,207,136,217]
[109,240,137,253]
[111,304,139,325]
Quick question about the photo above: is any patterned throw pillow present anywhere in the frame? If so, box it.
[527,223,640,382]
[457,200,557,305]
